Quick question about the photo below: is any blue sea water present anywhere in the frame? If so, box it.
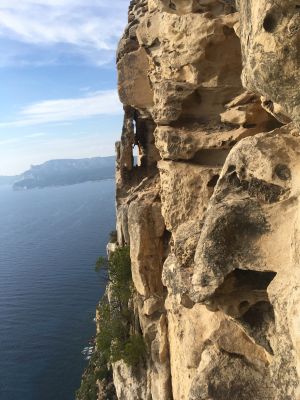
[0,180,115,400]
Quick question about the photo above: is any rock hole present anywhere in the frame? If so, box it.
[147,20,151,28]
[169,1,176,10]
[239,300,250,313]
[222,269,277,292]
[132,118,139,167]
[242,301,274,327]
[192,149,230,166]
[132,145,139,167]
[208,269,277,318]
[226,170,241,187]
[262,99,274,112]
[200,274,210,287]
[274,164,291,181]
[239,166,246,179]
[243,123,256,129]
[283,46,290,55]
[239,301,275,354]
[223,26,235,37]
[263,13,277,32]
[148,37,161,51]
[207,175,220,188]
[163,229,172,262]
[227,165,236,174]
[181,293,195,309]
[206,269,277,354]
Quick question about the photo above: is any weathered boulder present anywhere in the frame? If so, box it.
[126,178,165,297]
[238,0,300,126]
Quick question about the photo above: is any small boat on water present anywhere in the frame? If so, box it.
[81,346,95,357]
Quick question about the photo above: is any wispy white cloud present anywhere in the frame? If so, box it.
[0,0,128,65]
[0,132,45,146]
[24,132,45,138]
[0,137,20,146]
[0,133,44,148]
[0,90,123,128]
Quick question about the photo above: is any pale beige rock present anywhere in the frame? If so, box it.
[238,0,300,127]
[189,345,274,400]
[135,292,172,400]
[136,10,242,124]
[158,160,221,234]
[127,181,165,297]
[106,0,300,399]
[154,92,279,163]
[210,319,271,367]
[192,124,300,398]
[118,47,153,110]
[143,296,162,316]
[149,314,172,400]
[112,360,150,400]
[166,296,222,400]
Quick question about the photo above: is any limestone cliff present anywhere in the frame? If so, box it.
[94,1,300,399]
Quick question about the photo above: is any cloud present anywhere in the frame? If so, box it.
[0,90,123,128]
[0,0,128,65]
[0,137,20,146]
[0,132,45,146]
[25,132,45,138]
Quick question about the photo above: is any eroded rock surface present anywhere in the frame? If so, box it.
[103,0,300,398]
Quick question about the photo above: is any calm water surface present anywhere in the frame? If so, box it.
[0,180,115,400]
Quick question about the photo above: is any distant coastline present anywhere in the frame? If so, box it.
[0,156,115,190]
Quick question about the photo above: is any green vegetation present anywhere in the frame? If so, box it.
[109,230,118,243]
[95,246,146,367]
[123,334,147,366]
[76,347,116,400]
[76,246,146,400]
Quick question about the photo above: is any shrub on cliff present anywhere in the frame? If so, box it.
[76,349,115,400]
[96,294,146,368]
[76,351,108,400]
[95,246,146,367]
[109,230,118,243]
[95,245,132,314]
[95,245,131,280]
[122,334,147,366]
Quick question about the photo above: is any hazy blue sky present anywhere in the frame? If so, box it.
[0,0,129,175]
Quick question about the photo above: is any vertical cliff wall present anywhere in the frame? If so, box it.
[94,1,300,399]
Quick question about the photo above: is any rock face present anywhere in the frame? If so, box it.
[111,0,300,399]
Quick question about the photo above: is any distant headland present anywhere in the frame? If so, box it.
[0,157,115,190]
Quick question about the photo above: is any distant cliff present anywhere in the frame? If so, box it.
[13,157,115,190]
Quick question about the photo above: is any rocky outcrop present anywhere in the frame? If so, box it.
[96,0,300,399]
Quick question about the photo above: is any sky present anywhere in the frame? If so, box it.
[0,0,129,175]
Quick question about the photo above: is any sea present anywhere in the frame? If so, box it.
[0,180,115,400]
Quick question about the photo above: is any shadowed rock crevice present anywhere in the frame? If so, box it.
[205,269,277,353]
[193,200,269,296]
[224,166,287,204]
[239,301,275,355]
[205,269,277,316]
